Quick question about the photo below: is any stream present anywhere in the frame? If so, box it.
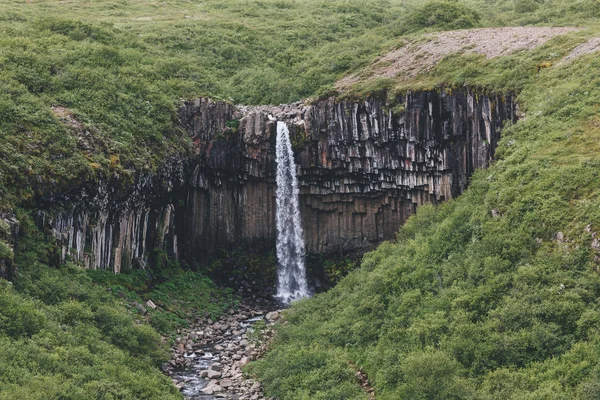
[164,302,279,400]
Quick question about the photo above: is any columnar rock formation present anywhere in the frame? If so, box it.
[180,90,516,260]
[19,89,515,272]
[38,161,186,272]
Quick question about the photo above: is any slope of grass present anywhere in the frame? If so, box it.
[250,46,600,399]
[0,213,237,399]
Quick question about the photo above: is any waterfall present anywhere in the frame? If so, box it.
[275,121,309,304]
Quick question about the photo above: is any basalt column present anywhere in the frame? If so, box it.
[180,89,516,261]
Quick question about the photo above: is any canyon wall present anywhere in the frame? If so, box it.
[37,159,186,272]
[20,89,515,272]
[181,89,516,260]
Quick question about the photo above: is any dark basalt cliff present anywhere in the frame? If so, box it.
[180,89,516,260]
[11,89,516,272]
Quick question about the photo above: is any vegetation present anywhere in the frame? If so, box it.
[0,214,236,399]
[2,0,600,398]
[250,37,600,400]
[0,216,179,399]
[88,267,238,336]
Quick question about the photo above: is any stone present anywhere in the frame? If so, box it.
[220,379,233,388]
[180,90,516,262]
[136,303,147,315]
[265,311,279,321]
[207,370,222,379]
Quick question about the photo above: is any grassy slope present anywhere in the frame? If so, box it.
[0,213,236,399]
[251,19,600,400]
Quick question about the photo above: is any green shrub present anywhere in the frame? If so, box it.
[402,1,480,33]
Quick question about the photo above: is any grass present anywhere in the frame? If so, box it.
[88,267,238,336]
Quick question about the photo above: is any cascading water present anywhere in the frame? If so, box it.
[275,121,309,304]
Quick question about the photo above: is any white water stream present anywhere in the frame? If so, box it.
[275,121,309,304]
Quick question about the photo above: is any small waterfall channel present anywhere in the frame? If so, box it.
[275,121,309,304]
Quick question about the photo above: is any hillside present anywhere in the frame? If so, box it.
[250,22,600,400]
[2,0,600,398]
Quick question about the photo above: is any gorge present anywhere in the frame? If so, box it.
[4,88,517,283]
[3,1,599,397]
[0,88,518,296]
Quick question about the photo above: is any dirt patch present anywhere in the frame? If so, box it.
[51,106,85,131]
[336,27,579,91]
[560,37,600,64]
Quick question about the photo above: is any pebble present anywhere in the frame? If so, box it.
[164,301,282,400]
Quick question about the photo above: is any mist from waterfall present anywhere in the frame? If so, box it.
[275,121,309,304]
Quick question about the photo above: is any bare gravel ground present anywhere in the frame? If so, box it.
[336,27,580,91]
[560,37,600,64]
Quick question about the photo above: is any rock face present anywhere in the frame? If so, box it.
[36,158,186,272]
[180,90,516,259]
[13,89,515,273]
[0,212,19,280]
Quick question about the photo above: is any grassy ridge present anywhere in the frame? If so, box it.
[250,34,600,400]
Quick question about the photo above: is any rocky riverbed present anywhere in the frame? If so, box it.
[163,300,281,399]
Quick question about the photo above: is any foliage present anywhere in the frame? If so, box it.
[88,263,238,335]
[206,248,278,295]
[0,263,179,399]
[322,258,360,286]
[401,1,481,33]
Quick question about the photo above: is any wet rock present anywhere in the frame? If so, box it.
[166,301,276,399]
[181,90,516,261]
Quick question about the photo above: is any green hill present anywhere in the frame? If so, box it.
[251,23,600,400]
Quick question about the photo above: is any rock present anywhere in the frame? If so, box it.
[219,379,233,388]
[265,311,279,321]
[180,91,516,260]
[207,369,222,379]
[136,303,147,315]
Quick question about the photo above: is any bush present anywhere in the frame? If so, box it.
[402,1,480,33]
